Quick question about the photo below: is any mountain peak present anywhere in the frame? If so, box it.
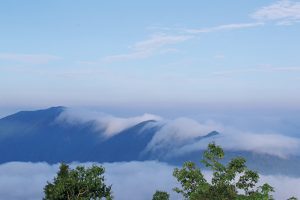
[0,106,66,121]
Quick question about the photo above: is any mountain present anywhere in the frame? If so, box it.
[0,107,300,176]
[0,107,161,163]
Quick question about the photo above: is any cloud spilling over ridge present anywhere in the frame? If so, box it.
[57,108,162,137]
[57,108,300,158]
[143,118,300,159]
[175,130,300,159]
[0,161,299,200]
[144,118,222,156]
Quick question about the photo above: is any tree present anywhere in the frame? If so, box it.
[44,163,112,200]
[152,190,170,200]
[173,143,275,200]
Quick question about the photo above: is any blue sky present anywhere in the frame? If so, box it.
[1,0,300,112]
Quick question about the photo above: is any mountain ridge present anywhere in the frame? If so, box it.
[1,107,300,176]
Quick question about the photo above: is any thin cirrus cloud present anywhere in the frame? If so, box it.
[102,34,192,62]
[0,53,61,64]
[102,22,262,63]
[100,22,262,63]
[251,0,300,25]
[83,1,300,64]
[185,22,264,34]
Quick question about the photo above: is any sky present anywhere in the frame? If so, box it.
[1,0,300,113]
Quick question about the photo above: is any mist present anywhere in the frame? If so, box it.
[0,161,299,200]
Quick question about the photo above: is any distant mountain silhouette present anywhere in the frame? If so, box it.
[0,107,161,163]
[0,107,299,176]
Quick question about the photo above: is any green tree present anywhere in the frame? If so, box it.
[173,143,275,200]
[44,163,112,200]
[152,190,170,200]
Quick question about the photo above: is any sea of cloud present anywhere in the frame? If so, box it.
[0,161,299,200]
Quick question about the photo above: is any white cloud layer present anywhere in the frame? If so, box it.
[57,108,300,158]
[0,161,299,200]
[252,0,300,25]
[57,108,162,137]
[175,130,300,159]
[145,118,222,155]
[144,118,300,159]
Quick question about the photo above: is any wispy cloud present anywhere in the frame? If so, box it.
[81,1,299,64]
[252,0,300,25]
[0,53,61,64]
[100,21,263,63]
[185,22,264,34]
[103,34,191,62]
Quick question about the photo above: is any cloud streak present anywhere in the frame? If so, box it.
[85,0,300,64]
[103,34,191,62]
[100,21,263,63]
[185,22,264,34]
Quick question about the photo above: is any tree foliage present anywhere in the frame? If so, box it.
[173,143,276,200]
[44,163,112,200]
[152,190,170,200]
